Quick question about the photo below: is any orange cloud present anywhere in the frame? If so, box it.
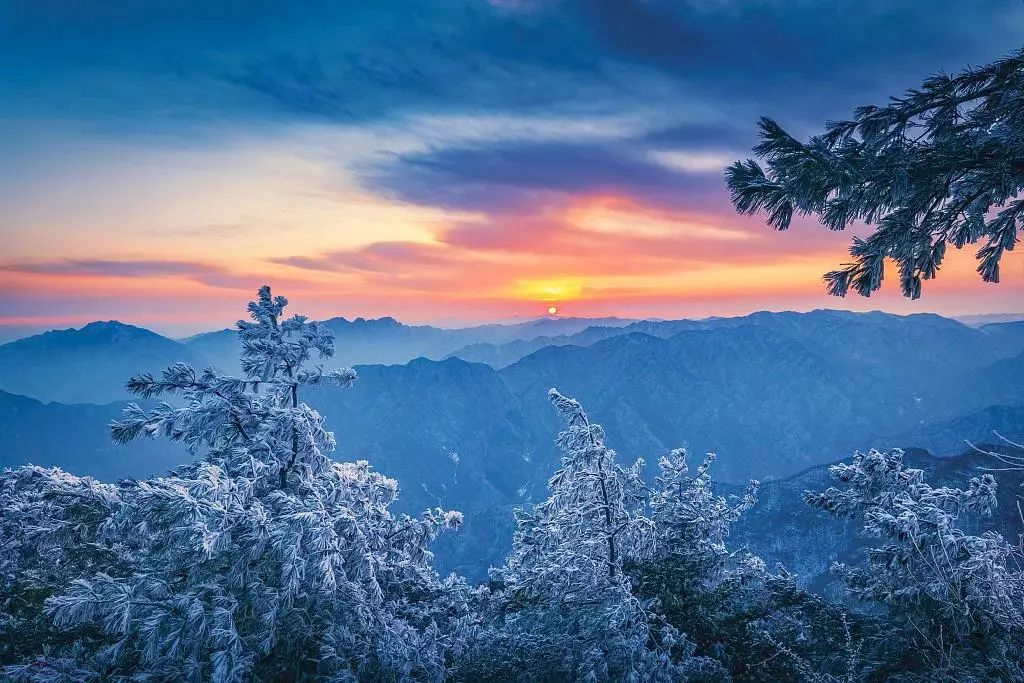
[4,183,1022,334]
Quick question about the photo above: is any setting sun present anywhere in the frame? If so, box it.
[547,306,558,316]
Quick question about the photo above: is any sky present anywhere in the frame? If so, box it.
[2,0,1023,338]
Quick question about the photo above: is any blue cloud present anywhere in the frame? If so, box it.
[217,0,1024,130]
[366,139,725,212]
[638,122,754,152]
[4,0,1022,131]
[3,0,1024,211]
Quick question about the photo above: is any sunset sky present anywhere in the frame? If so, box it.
[2,1,1023,338]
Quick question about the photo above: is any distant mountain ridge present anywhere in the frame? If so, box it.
[0,315,641,403]
[3,311,1023,494]
[0,321,205,404]
[2,309,1023,581]
[956,312,1024,326]
[447,308,1024,371]
[887,405,1024,456]
[0,389,188,480]
[181,315,642,375]
[8,309,1023,403]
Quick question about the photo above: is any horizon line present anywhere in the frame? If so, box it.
[4,307,1024,346]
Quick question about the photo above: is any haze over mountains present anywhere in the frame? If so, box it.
[0,321,206,405]
[182,315,641,378]
[2,308,1023,578]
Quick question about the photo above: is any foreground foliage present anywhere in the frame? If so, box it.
[727,48,1023,299]
[808,449,1024,681]
[1,287,467,681]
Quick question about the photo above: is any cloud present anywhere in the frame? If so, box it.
[5,0,1024,330]
[572,0,716,69]
[231,55,362,120]
[268,192,851,305]
[366,139,729,213]
[151,224,248,238]
[639,122,754,152]
[5,0,1022,133]
[0,258,252,289]
[3,259,214,277]
[272,242,458,274]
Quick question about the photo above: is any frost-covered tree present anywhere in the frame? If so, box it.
[1,286,468,682]
[465,400,862,681]
[727,48,1023,299]
[645,450,758,580]
[631,451,758,670]
[807,449,1024,680]
[466,390,711,681]
[0,467,126,675]
[629,450,861,681]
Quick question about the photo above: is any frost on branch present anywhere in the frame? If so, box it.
[0,286,467,682]
[807,448,1024,680]
[465,389,717,681]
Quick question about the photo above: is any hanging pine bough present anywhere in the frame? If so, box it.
[0,287,467,682]
[726,49,1023,299]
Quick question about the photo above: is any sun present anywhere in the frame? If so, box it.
[547,306,558,316]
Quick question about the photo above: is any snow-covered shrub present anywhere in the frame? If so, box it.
[807,448,1024,680]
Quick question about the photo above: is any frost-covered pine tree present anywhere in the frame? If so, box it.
[646,449,759,579]
[627,449,758,679]
[807,449,1024,680]
[465,390,712,681]
[630,450,855,680]
[632,450,760,632]
[727,48,1023,299]
[1,286,467,682]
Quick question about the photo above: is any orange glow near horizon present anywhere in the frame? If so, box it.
[512,277,586,303]
[3,242,1021,338]
[3,127,1023,338]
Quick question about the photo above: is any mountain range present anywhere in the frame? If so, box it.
[1,308,1022,579]
[182,315,641,378]
[0,321,205,404]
